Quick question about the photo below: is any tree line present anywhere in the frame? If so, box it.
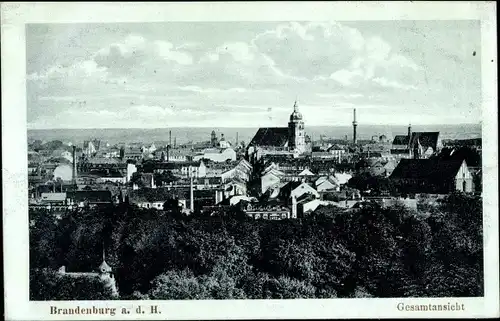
[29,192,483,300]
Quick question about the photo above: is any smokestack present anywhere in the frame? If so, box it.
[174,137,177,148]
[72,146,77,185]
[169,130,172,146]
[408,123,412,139]
[166,145,170,162]
[352,108,358,145]
[236,132,239,147]
[189,175,194,212]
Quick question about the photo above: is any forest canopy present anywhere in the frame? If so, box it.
[29,192,483,300]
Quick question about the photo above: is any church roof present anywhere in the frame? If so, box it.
[409,132,440,150]
[390,158,464,181]
[392,135,410,145]
[249,127,289,147]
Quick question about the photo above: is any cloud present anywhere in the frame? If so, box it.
[252,21,421,90]
[154,40,193,65]
[372,77,418,90]
[26,21,481,128]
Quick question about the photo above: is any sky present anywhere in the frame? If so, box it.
[26,20,482,129]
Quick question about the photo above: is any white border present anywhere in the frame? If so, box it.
[2,2,498,320]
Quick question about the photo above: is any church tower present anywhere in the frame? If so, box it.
[288,100,306,154]
[210,130,217,147]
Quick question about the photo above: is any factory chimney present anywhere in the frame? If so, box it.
[72,145,77,185]
[189,172,194,212]
[169,130,172,146]
[236,132,239,147]
[352,108,358,145]
[166,145,170,162]
[408,123,412,139]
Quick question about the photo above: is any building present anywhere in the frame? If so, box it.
[128,187,185,210]
[56,251,118,299]
[149,161,207,178]
[66,190,113,207]
[128,187,223,211]
[193,147,236,163]
[389,158,473,194]
[247,100,309,159]
[244,203,292,220]
[123,147,144,161]
[391,125,442,159]
[94,170,127,184]
[279,181,320,201]
[315,176,340,192]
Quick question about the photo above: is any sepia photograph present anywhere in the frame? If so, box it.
[2,1,499,320]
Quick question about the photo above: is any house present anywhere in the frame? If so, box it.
[123,147,144,161]
[156,147,191,162]
[260,167,285,194]
[311,151,337,160]
[279,181,320,201]
[223,177,247,197]
[40,192,67,205]
[389,158,474,194]
[150,161,207,178]
[244,203,292,220]
[315,176,340,192]
[128,187,184,210]
[220,159,252,183]
[94,169,127,184]
[128,187,222,211]
[66,190,113,207]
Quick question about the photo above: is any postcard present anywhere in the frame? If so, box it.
[2,1,499,320]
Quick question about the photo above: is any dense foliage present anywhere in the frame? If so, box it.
[29,192,483,300]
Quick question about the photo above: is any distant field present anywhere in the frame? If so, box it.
[28,124,481,146]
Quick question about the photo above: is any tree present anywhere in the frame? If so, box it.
[148,269,208,300]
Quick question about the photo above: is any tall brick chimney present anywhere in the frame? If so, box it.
[352,108,358,145]
[72,145,77,184]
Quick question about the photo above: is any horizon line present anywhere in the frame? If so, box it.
[27,122,482,131]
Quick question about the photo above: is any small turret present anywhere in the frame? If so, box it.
[98,248,113,275]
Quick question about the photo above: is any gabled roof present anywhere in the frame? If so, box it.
[41,192,67,202]
[298,168,316,176]
[128,187,187,203]
[249,127,289,147]
[392,135,410,145]
[278,181,306,199]
[410,132,440,150]
[67,190,112,203]
[390,158,464,181]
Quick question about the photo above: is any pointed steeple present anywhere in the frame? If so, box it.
[99,244,112,273]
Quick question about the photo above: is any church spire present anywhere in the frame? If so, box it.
[293,98,298,112]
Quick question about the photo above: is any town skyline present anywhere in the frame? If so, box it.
[27,20,482,129]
